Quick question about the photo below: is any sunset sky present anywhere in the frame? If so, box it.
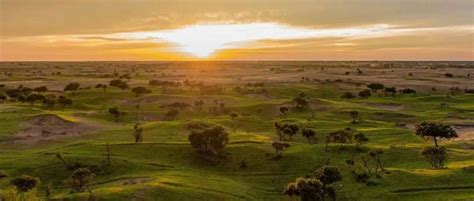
[1,0,473,61]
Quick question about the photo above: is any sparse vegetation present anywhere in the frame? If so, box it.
[0,61,473,201]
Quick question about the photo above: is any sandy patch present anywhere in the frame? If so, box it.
[14,114,100,143]
[454,125,474,141]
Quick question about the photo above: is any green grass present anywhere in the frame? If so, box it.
[0,81,473,201]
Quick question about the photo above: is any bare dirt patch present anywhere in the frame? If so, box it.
[14,114,100,143]
[454,125,474,141]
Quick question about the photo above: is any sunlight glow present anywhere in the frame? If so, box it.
[116,23,395,58]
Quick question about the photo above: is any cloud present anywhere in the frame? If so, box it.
[90,23,472,58]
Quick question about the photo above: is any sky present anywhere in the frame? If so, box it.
[0,0,473,61]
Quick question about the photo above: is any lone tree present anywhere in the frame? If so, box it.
[10,175,40,192]
[272,141,290,158]
[302,128,317,144]
[68,168,95,192]
[132,123,143,143]
[349,111,360,124]
[131,86,151,97]
[279,106,289,117]
[421,147,447,169]
[64,82,80,95]
[415,122,458,147]
[188,126,229,155]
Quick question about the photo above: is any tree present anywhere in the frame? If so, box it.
[302,128,317,144]
[285,166,341,201]
[272,141,290,158]
[108,107,122,121]
[279,106,289,117]
[188,127,229,155]
[230,112,238,132]
[58,96,73,108]
[368,149,385,173]
[415,122,458,147]
[325,128,354,151]
[64,82,80,95]
[0,94,7,103]
[56,153,69,170]
[444,73,454,78]
[349,111,360,124]
[6,89,22,99]
[341,92,356,99]
[421,147,447,169]
[131,86,151,97]
[354,133,369,150]
[384,87,397,96]
[10,175,40,192]
[358,89,371,98]
[132,123,143,143]
[68,168,95,192]
[367,83,384,93]
[275,123,299,141]
[313,166,342,186]
[284,177,324,201]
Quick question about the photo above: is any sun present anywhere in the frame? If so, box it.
[110,23,396,58]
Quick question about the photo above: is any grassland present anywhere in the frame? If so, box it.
[0,61,473,201]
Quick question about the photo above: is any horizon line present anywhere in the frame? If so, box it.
[1,60,473,63]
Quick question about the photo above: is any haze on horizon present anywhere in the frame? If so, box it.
[0,0,473,61]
